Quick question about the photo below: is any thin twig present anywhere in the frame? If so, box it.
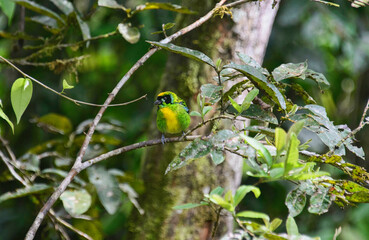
[0,55,147,107]
[0,150,29,186]
[211,208,222,239]
[24,0,259,238]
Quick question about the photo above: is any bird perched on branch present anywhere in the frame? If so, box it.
[154,91,191,144]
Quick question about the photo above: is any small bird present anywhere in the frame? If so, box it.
[154,91,191,144]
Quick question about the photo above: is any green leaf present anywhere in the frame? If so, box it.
[201,84,222,104]
[62,79,74,92]
[50,0,73,15]
[11,78,33,124]
[224,190,233,204]
[228,104,278,124]
[87,166,122,214]
[272,62,308,82]
[237,52,262,70]
[308,186,331,215]
[166,139,212,174]
[210,149,224,165]
[269,218,283,231]
[173,202,208,210]
[241,88,259,111]
[340,180,369,203]
[13,0,64,24]
[202,106,212,117]
[0,184,51,203]
[224,63,286,110]
[60,189,92,217]
[163,22,175,30]
[118,23,140,44]
[209,194,234,212]
[0,0,16,24]
[286,216,299,236]
[285,188,306,217]
[97,0,126,10]
[147,41,216,69]
[240,134,273,167]
[189,111,201,117]
[210,186,224,196]
[287,120,305,140]
[132,2,196,15]
[0,107,14,133]
[27,16,58,29]
[35,113,73,135]
[305,69,330,90]
[284,133,300,175]
[275,127,287,156]
[228,96,242,113]
[234,185,261,207]
[236,211,270,222]
[76,14,91,47]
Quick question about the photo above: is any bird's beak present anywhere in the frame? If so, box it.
[154,100,161,105]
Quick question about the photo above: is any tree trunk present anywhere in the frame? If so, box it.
[129,1,279,239]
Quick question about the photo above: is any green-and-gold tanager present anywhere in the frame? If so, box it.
[154,91,191,144]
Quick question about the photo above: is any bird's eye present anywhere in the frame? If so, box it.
[164,95,171,104]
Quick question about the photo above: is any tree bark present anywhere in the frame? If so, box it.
[129,1,279,239]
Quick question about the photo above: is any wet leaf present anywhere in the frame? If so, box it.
[60,189,92,216]
[272,62,308,82]
[285,188,306,217]
[201,84,223,104]
[35,113,73,135]
[165,139,212,174]
[148,41,216,68]
[0,184,51,203]
[11,78,33,124]
[87,166,122,214]
[118,23,140,44]
[225,63,286,110]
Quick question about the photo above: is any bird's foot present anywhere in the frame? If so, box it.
[161,134,166,145]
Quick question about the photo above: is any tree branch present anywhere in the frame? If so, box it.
[24,0,258,238]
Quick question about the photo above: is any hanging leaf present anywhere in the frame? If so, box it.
[13,0,64,25]
[209,194,234,212]
[0,184,51,203]
[224,63,286,110]
[118,23,140,44]
[76,14,91,47]
[234,185,261,207]
[62,79,74,92]
[0,0,16,24]
[87,166,122,214]
[50,0,73,15]
[60,189,92,217]
[285,188,306,217]
[0,108,14,133]
[11,78,33,124]
[147,41,216,69]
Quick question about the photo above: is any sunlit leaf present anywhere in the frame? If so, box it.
[275,127,287,156]
[284,133,300,175]
[118,23,140,44]
[209,194,234,212]
[269,218,283,231]
[241,88,259,111]
[0,184,51,203]
[234,185,261,207]
[50,0,73,15]
[286,216,299,236]
[236,211,270,222]
[228,96,242,113]
[148,41,216,68]
[60,189,92,217]
[87,166,122,214]
[240,134,273,167]
[11,78,33,124]
[62,79,74,92]
[285,188,306,217]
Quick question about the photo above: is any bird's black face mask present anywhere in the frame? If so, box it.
[154,95,172,105]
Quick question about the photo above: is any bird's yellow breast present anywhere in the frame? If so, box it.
[159,107,181,134]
